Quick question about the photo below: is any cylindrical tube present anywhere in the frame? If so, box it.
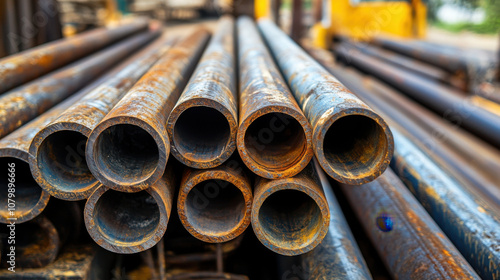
[0,18,149,93]
[340,169,480,279]
[86,29,210,192]
[0,31,157,139]
[84,166,176,254]
[167,17,238,169]
[177,158,253,243]
[236,17,313,179]
[29,33,173,201]
[251,162,330,256]
[257,18,393,185]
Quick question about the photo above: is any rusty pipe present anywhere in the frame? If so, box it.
[236,17,313,179]
[167,17,237,169]
[340,169,480,279]
[177,158,252,243]
[29,33,174,201]
[84,166,176,254]
[0,31,158,140]
[251,162,330,256]
[257,19,393,185]
[87,29,210,192]
[0,18,149,93]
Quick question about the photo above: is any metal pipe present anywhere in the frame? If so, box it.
[177,158,253,243]
[236,17,314,179]
[0,18,149,93]
[340,169,480,279]
[251,162,330,256]
[335,43,500,148]
[167,16,238,169]
[29,33,173,201]
[86,29,210,193]
[0,31,157,140]
[257,19,393,185]
[84,165,176,254]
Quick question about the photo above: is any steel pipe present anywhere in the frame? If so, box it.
[29,33,172,201]
[0,18,149,93]
[0,31,156,140]
[84,165,176,254]
[251,162,330,256]
[87,29,210,192]
[257,19,393,185]
[340,169,480,279]
[177,158,253,243]
[167,17,237,169]
[236,17,313,179]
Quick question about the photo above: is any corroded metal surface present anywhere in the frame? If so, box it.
[84,165,176,254]
[29,32,171,201]
[257,19,393,185]
[167,16,237,169]
[296,159,372,279]
[177,157,252,243]
[236,17,313,179]
[0,31,156,140]
[341,169,480,279]
[251,162,330,256]
[86,29,210,193]
[0,18,149,93]
[336,43,500,148]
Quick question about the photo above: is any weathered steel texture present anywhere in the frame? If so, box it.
[251,162,330,256]
[236,17,313,179]
[340,169,480,279]
[0,31,156,141]
[84,165,176,254]
[336,44,500,148]
[1,214,60,268]
[0,18,149,93]
[86,29,210,193]
[167,17,238,169]
[28,32,171,201]
[257,19,393,185]
[287,159,372,279]
[177,158,253,243]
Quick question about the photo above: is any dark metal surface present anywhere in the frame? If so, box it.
[86,28,210,193]
[251,162,330,256]
[29,32,170,201]
[258,19,393,185]
[84,165,176,254]
[177,158,253,243]
[335,43,500,148]
[167,16,238,169]
[236,17,314,179]
[340,169,480,279]
[0,18,149,93]
[0,31,155,140]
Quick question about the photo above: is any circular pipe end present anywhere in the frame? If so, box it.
[177,170,252,243]
[168,100,237,169]
[84,184,169,254]
[237,107,314,179]
[87,117,169,192]
[315,109,394,185]
[251,179,330,256]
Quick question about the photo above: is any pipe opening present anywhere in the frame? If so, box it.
[16,219,55,255]
[38,131,94,191]
[185,179,245,235]
[244,113,306,171]
[258,189,322,250]
[95,124,159,184]
[173,107,231,162]
[0,157,44,217]
[323,115,387,179]
[93,190,160,244]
